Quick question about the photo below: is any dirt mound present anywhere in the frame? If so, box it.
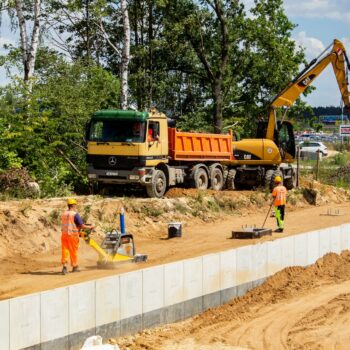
[117,251,350,350]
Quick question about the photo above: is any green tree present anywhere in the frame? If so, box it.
[0,54,119,196]
[240,0,305,126]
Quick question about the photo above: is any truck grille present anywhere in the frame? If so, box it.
[87,155,146,170]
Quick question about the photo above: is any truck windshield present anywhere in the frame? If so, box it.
[88,120,146,143]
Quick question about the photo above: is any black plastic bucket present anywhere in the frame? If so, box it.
[168,222,182,238]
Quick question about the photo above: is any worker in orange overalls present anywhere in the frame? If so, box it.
[61,198,95,275]
[271,176,287,233]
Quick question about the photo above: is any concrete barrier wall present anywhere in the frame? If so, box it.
[2,223,350,350]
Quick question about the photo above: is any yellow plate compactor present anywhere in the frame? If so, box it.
[80,229,148,268]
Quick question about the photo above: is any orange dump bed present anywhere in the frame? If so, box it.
[168,128,233,161]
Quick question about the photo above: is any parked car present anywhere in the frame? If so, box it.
[298,141,328,156]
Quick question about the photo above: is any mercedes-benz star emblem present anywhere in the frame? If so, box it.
[108,156,117,166]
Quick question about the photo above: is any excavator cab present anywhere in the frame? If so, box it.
[257,120,295,161]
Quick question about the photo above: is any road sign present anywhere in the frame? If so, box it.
[339,124,350,136]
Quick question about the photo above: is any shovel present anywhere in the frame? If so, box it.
[262,201,274,228]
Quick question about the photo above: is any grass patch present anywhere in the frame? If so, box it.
[48,209,61,225]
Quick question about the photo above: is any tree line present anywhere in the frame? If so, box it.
[0,0,306,196]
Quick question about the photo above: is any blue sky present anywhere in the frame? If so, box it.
[283,0,350,108]
[0,0,349,107]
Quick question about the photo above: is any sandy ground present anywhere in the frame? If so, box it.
[116,252,350,350]
[0,185,349,300]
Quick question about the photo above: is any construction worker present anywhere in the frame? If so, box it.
[61,198,95,275]
[271,176,287,233]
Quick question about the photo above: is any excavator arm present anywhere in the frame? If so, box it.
[266,39,350,140]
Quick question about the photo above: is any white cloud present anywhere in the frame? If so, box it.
[294,32,325,60]
[284,0,350,23]
[292,32,350,107]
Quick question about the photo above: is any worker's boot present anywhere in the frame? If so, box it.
[61,266,68,275]
[72,266,81,273]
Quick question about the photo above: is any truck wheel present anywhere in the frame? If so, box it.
[284,171,296,190]
[210,167,224,191]
[146,169,167,198]
[194,168,208,190]
[265,169,275,190]
[266,169,283,190]
[226,169,236,190]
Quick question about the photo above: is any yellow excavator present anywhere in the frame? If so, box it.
[226,38,350,190]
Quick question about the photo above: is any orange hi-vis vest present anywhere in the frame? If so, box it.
[61,210,79,236]
[272,185,287,206]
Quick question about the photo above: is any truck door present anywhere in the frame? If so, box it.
[278,121,296,160]
[147,120,162,158]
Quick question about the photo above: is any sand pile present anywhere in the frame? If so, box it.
[118,251,350,350]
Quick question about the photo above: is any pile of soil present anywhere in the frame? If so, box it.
[117,251,350,350]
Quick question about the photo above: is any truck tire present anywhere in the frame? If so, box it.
[284,170,296,190]
[193,167,208,190]
[146,169,167,198]
[265,169,283,190]
[226,169,237,190]
[210,167,224,191]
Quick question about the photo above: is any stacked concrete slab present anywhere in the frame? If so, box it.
[2,223,350,350]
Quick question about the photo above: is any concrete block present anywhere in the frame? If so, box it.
[142,265,164,314]
[330,226,341,254]
[96,276,120,327]
[0,300,9,350]
[319,228,331,257]
[69,328,95,350]
[220,287,237,304]
[341,223,350,250]
[280,236,295,268]
[164,261,184,307]
[120,315,142,336]
[41,336,69,350]
[69,281,95,335]
[163,303,184,324]
[236,245,254,285]
[41,287,69,343]
[203,291,221,310]
[236,281,253,297]
[203,253,221,295]
[184,297,203,319]
[10,294,40,350]
[142,309,164,329]
[96,321,120,341]
[267,240,282,276]
[253,243,268,281]
[236,245,254,295]
[183,257,203,301]
[294,234,308,267]
[120,271,142,320]
[307,230,320,265]
[220,249,237,290]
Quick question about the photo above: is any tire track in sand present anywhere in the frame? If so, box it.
[190,281,350,350]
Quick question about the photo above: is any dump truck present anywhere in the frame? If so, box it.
[87,109,234,197]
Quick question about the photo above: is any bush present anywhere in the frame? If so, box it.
[0,168,38,198]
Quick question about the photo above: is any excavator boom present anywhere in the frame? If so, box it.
[266,39,350,140]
